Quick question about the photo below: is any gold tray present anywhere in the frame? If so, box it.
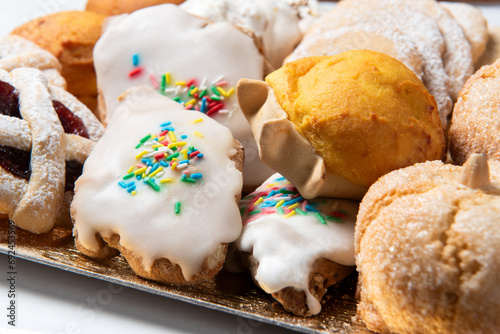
[0,219,371,333]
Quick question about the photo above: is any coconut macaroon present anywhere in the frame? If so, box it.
[93,3,274,189]
[238,50,445,200]
[355,154,500,333]
[71,86,244,285]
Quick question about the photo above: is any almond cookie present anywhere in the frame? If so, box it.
[449,59,500,165]
[0,68,104,233]
[93,3,274,189]
[234,173,356,316]
[355,154,500,334]
[71,86,244,285]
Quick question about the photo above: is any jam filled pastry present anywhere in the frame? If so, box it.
[0,35,66,89]
[233,173,357,316]
[0,68,104,233]
[71,86,244,285]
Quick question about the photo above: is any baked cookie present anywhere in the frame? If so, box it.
[234,173,356,316]
[0,35,66,88]
[238,51,445,200]
[93,4,274,189]
[71,86,244,285]
[0,68,104,234]
[355,154,500,333]
[180,0,319,69]
[449,59,500,165]
[11,10,107,113]
[86,0,185,16]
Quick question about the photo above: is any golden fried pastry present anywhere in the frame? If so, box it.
[71,86,244,285]
[11,11,106,113]
[86,0,184,16]
[238,50,445,200]
[355,154,500,334]
[449,59,500,165]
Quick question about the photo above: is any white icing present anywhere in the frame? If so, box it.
[93,4,274,188]
[236,173,357,315]
[72,86,243,280]
[180,0,304,69]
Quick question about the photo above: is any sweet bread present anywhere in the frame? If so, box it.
[0,68,104,234]
[449,59,500,165]
[234,173,356,316]
[11,10,107,113]
[180,0,320,69]
[238,51,446,200]
[86,0,185,16]
[355,154,500,333]
[71,86,244,285]
[0,35,66,88]
[93,3,274,189]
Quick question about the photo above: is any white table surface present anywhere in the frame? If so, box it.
[1,1,499,334]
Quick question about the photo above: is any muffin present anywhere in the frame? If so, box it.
[355,154,500,333]
[238,50,446,200]
[11,11,106,113]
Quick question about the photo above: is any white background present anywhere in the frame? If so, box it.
[0,1,499,334]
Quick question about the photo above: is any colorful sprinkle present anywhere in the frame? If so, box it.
[175,202,182,214]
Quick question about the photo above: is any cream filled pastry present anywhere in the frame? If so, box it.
[234,173,357,316]
[93,3,274,189]
[71,86,244,284]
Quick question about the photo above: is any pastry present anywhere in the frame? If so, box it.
[449,59,500,166]
[71,86,244,285]
[0,35,66,88]
[86,0,185,16]
[475,26,500,70]
[293,0,480,128]
[0,68,104,234]
[234,173,357,316]
[180,0,320,69]
[11,10,107,113]
[93,3,274,190]
[355,154,500,333]
[238,50,446,200]
[441,1,489,64]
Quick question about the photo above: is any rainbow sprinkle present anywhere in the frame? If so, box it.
[240,177,347,226]
[118,122,204,197]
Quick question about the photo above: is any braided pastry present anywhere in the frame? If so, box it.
[0,68,104,233]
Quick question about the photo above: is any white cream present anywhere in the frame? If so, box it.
[72,86,243,280]
[236,173,357,315]
[93,4,274,188]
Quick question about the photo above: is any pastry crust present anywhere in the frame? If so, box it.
[11,11,106,113]
[355,155,500,333]
[449,59,500,165]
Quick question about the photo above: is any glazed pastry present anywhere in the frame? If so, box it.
[355,154,500,334]
[11,10,107,113]
[93,4,274,189]
[0,68,104,234]
[449,59,500,165]
[234,173,356,316]
[86,0,185,16]
[0,35,66,88]
[180,0,320,69]
[238,51,446,200]
[71,86,244,285]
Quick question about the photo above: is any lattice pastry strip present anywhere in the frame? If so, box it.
[0,35,66,89]
[0,68,104,233]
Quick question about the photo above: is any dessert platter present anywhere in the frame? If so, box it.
[1,0,500,333]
